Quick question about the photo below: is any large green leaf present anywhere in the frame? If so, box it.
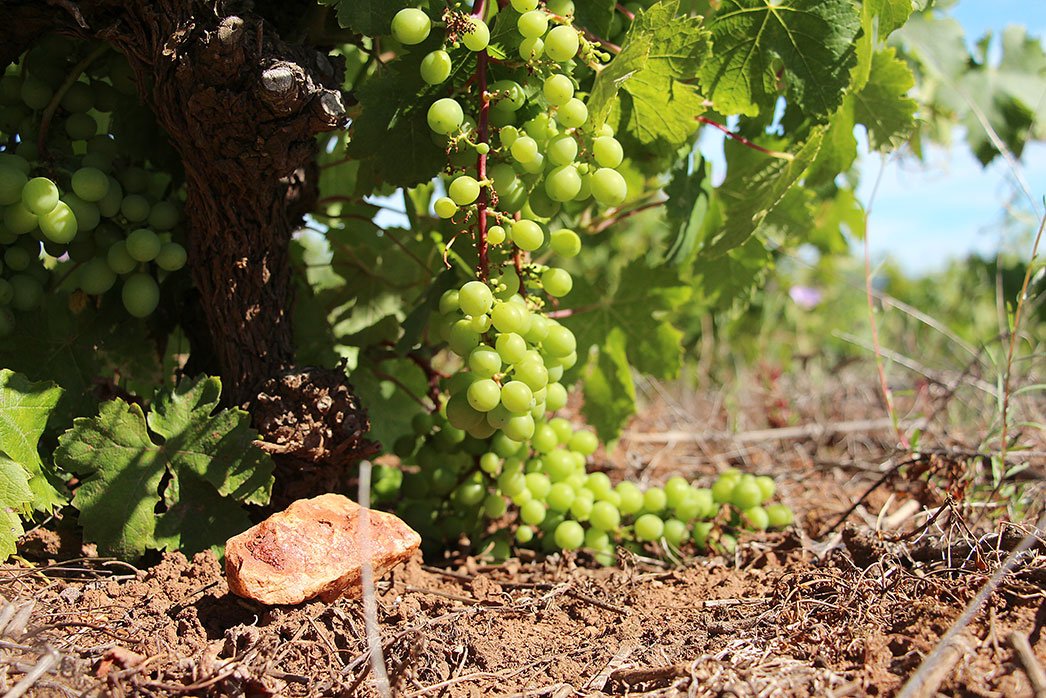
[55,376,274,559]
[699,0,860,119]
[0,370,65,511]
[561,261,692,381]
[588,0,709,147]
[852,47,917,151]
[581,328,637,443]
[348,65,447,188]
[319,0,415,36]
[0,453,33,560]
[706,129,824,256]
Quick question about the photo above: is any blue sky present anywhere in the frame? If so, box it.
[854,1,1046,273]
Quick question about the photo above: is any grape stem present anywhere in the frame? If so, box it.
[592,198,666,234]
[37,43,110,158]
[696,116,795,161]
[615,3,635,21]
[472,0,491,282]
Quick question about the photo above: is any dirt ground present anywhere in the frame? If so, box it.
[3,369,1045,697]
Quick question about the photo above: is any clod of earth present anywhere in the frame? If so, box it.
[225,493,421,605]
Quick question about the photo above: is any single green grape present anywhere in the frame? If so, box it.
[517,10,549,38]
[391,8,431,45]
[642,487,667,513]
[125,228,161,262]
[544,25,580,61]
[487,225,506,245]
[543,74,574,106]
[501,380,534,414]
[38,201,78,244]
[592,136,624,168]
[663,518,687,547]
[467,378,502,412]
[155,242,187,271]
[755,475,776,502]
[743,505,769,531]
[550,228,581,257]
[590,167,627,206]
[616,482,644,515]
[546,382,567,412]
[459,280,494,316]
[766,503,794,529]
[496,332,527,364]
[634,513,664,542]
[120,194,151,223]
[511,0,539,11]
[0,165,28,206]
[556,98,588,129]
[546,135,578,166]
[542,324,576,357]
[22,177,59,215]
[122,272,160,318]
[434,196,458,219]
[519,37,544,60]
[554,520,584,550]
[590,500,621,531]
[462,17,490,51]
[541,267,572,297]
[545,165,582,202]
[509,219,543,251]
[509,135,539,164]
[427,98,464,135]
[730,477,763,510]
[420,50,452,85]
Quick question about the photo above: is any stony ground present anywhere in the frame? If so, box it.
[2,369,1044,697]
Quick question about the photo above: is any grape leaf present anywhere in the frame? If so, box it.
[148,377,273,505]
[319,0,415,37]
[852,47,917,151]
[705,129,824,257]
[55,377,274,559]
[561,261,692,381]
[664,154,717,266]
[692,237,774,311]
[154,472,251,556]
[0,370,65,512]
[581,328,637,443]
[348,65,447,188]
[57,400,165,560]
[0,453,33,560]
[699,0,860,119]
[588,0,709,147]
[954,26,1046,164]
[854,0,914,89]
[574,0,616,37]
[352,358,429,451]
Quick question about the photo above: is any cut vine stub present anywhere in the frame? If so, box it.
[253,367,379,507]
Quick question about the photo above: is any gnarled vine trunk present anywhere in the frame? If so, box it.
[1,0,375,496]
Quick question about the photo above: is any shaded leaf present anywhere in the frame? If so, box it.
[700,0,860,119]
[0,370,64,511]
[0,453,33,560]
[581,328,637,443]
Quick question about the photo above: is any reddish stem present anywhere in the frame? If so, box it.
[615,3,635,20]
[474,50,490,281]
[696,115,793,159]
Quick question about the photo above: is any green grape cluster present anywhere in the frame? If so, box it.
[376,4,794,564]
[0,38,187,331]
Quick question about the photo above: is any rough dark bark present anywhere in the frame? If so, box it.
[1,0,375,485]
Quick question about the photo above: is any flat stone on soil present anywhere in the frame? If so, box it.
[225,493,421,605]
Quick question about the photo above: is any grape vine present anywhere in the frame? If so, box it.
[3,0,1030,563]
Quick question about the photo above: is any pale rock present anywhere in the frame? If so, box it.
[225,493,420,605]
